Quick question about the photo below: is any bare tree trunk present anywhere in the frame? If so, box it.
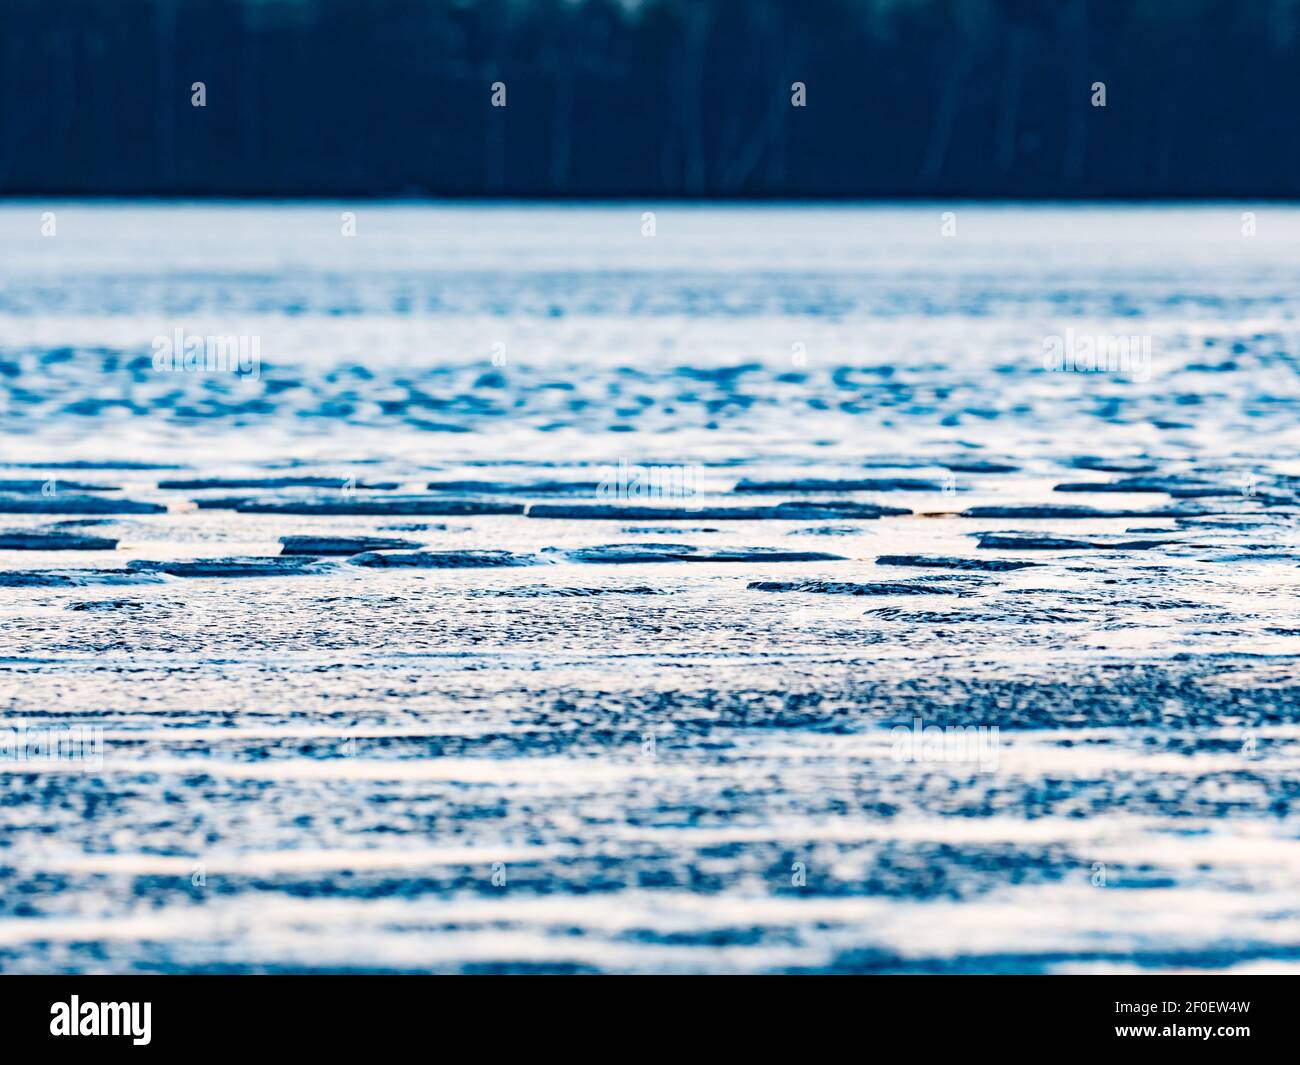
[485,63,506,194]
[549,65,573,193]
[238,13,260,178]
[995,26,1025,172]
[680,5,710,195]
[156,0,177,187]
[1062,0,1090,186]
[917,50,974,190]
[719,0,782,193]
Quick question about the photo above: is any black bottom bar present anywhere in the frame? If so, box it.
[0,974,1290,1053]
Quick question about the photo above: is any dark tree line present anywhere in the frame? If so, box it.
[2,0,1297,198]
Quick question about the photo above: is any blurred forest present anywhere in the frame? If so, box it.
[2,0,1297,198]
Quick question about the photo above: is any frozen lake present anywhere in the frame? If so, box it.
[1,203,1299,972]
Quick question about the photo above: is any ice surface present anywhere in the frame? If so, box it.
[2,204,1299,974]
